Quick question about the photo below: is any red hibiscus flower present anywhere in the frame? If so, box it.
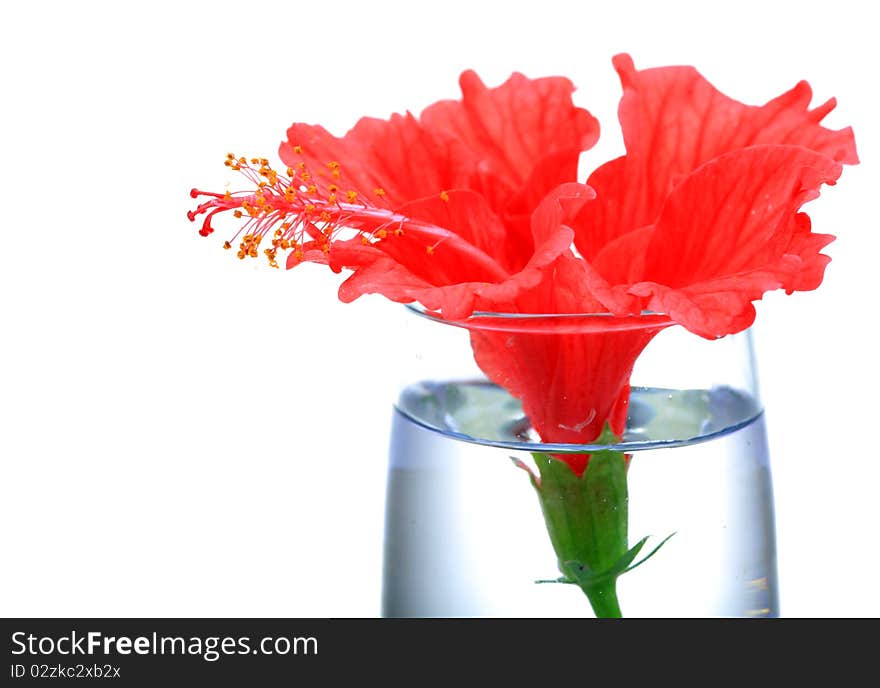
[188,55,857,468]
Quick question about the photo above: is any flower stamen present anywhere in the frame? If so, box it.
[187,155,510,279]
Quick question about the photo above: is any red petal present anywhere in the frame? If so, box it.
[421,71,599,193]
[530,182,595,243]
[515,252,607,315]
[579,258,642,315]
[321,189,582,320]
[642,145,841,285]
[589,222,654,288]
[280,114,458,203]
[477,183,597,313]
[781,214,835,292]
[628,281,762,338]
[506,148,584,218]
[627,145,842,337]
[421,70,599,267]
[474,228,575,310]
[330,240,480,319]
[613,52,857,190]
[395,190,508,267]
[570,156,634,261]
[572,54,858,262]
[499,149,584,270]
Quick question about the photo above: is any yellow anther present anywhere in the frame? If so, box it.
[286,167,295,177]
[233,210,243,219]
[425,245,434,255]
[361,236,371,245]
[394,228,404,237]
[440,190,450,202]
[326,161,340,169]
[328,193,337,204]
[374,188,386,197]
[223,241,232,250]
[346,190,358,203]
[293,145,303,154]
[377,229,388,239]
[332,169,340,179]
[307,185,317,194]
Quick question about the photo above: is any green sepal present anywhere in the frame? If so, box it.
[532,436,628,586]
[535,533,675,587]
[525,423,673,618]
[619,532,676,575]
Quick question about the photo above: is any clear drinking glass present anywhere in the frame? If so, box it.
[381,306,778,618]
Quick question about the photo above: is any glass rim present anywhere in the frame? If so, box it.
[403,303,675,334]
[396,404,764,454]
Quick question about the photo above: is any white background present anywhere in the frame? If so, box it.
[1,0,877,617]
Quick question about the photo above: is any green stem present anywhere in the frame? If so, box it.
[583,580,622,618]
